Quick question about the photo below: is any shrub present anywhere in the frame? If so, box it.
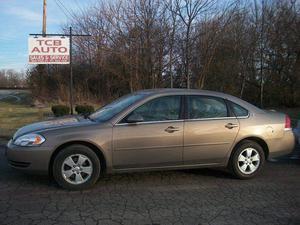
[75,105,95,115]
[51,105,70,117]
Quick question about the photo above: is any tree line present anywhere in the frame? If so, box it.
[0,69,26,88]
[27,0,300,107]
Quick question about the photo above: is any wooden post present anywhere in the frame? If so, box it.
[69,27,74,115]
[42,0,47,36]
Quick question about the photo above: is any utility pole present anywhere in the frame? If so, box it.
[42,0,47,36]
[41,0,47,103]
[69,27,74,114]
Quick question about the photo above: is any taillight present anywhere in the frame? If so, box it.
[285,115,291,129]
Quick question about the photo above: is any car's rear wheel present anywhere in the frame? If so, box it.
[53,145,101,190]
[230,140,265,179]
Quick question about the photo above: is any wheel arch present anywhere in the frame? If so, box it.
[49,140,107,177]
[230,136,269,161]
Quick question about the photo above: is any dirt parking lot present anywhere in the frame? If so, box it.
[0,145,299,225]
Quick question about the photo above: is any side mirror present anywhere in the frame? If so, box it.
[83,112,90,119]
[126,113,144,123]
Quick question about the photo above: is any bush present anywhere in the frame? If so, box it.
[75,105,95,115]
[51,105,70,117]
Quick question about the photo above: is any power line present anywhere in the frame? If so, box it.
[74,0,85,13]
[55,0,89,22]
[58,0,79,20]
[53,0,73,21]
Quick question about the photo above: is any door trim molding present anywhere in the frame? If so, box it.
[184,142,230,147]
[115,144,183,151]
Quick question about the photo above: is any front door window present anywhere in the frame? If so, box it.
[123,95,181,123]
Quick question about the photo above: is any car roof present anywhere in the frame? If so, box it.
[135,88,220,95]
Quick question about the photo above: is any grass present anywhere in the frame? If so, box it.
[0,90,100,144]
[0,90,51,143]
[0,102,51,141]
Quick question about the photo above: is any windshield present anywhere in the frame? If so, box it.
[89,93,146,122]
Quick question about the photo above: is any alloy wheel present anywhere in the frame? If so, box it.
[61,154,93,185]
[237,148,260,175]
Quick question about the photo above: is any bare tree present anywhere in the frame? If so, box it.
[26,0,300,108]
[169,0,216,88]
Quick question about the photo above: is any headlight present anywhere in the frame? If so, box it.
[14,134,45,146]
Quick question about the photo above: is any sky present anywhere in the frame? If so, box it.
[0,0,95,73]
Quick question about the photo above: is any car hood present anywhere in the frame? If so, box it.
[13,116,94,140]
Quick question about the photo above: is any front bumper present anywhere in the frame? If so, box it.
[6,140,53,174]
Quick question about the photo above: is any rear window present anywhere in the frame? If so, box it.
[230,102,249,117]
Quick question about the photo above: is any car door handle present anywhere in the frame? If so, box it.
[225,123,238,129]
[165,126,180,133]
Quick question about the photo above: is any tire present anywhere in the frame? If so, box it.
[229,140,265,179]
[53,145,101,190]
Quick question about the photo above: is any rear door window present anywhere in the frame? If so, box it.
[187,96,228,119]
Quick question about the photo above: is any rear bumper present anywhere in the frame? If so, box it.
[268,130,295,158]
[6,140,53,174]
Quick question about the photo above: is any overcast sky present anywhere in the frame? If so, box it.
[0,0,95,73]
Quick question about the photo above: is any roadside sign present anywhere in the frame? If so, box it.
[28,37,70,64]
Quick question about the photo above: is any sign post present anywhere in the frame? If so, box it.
[29,28,91,114]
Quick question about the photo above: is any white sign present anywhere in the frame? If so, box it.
[28,37,70,64]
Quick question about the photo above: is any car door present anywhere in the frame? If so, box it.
[184,95,239,165]
[113,95,184,169]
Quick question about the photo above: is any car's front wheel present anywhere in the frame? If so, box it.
[230,140,265,179]
[53,145,101,190]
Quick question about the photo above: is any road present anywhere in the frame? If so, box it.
[0,145,299,225]
[0,89,29,103]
